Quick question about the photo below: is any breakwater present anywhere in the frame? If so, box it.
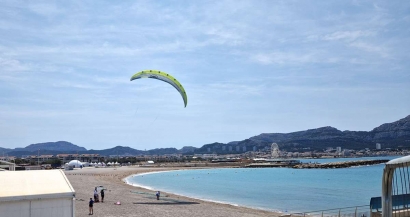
[243,159,389,168]
[292,159,389,169]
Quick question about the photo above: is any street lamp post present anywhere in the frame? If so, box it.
[38,149,40,166]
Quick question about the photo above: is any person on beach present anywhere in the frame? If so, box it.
[94,187,98,202]
[156,191,160,200]
[89,198,94,215]
[101,189,105,203]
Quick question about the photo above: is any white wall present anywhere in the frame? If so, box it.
[0,197,73,217]
[0,200,30,217]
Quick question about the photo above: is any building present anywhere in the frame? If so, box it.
[376,143,382,150]
[56,154,101,164]
[0,170,75,217]
[336,147,342,153]
[27,155,55,164]
[0,156,15,162]
[0,160,15,171]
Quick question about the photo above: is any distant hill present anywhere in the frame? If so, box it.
[24,141,87,152]
[89,146,144,156]
[1,141,88,157]
[1,115,409,157]
[179,146,197,154]
[195,115,410,154]
[146,148,179,155]
[370,115,410,141]
[0,147,11,154]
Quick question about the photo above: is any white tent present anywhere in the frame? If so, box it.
[81,162,90,167]
[67,160,82,168]
[0,170,75,217]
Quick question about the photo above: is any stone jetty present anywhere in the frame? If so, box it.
[292,159,389,169]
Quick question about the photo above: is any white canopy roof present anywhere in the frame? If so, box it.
[67,160,82,167]
[0,170,75,202]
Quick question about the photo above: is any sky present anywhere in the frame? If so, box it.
[0,1,409,150]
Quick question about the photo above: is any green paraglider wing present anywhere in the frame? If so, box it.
[130,70,188,107]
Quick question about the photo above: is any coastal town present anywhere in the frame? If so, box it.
[1,142,408,171]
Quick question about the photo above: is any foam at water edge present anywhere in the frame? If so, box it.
[123,169,191,190]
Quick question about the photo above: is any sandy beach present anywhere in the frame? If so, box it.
[65,166,281,217]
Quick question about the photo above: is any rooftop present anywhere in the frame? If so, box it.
[0,170,75,201]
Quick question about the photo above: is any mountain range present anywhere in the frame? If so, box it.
[1,115,409,157]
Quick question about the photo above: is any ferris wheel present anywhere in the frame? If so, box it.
[271,143,280,158]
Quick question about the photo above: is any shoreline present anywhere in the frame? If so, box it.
[65,166,281,217]
[122,168,283,213]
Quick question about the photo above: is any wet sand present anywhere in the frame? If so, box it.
[65,166,282,217]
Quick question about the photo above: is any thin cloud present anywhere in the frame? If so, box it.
[250,51,322,65]
[0,57,29,72]
[349,41,390,58]
[323,30,375,41]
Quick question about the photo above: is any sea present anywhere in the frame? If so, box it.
[125,156,399,213]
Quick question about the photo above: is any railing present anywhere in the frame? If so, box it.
[286,205,370,217]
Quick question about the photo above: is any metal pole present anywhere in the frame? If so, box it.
[355,206,357,217]
[382,165,394,217]
[38,149,40,166]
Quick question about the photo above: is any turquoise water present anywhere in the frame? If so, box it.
[125,156,398,213]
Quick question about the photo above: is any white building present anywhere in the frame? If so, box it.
[0,160,15,171]
[0,170,75,217]
[336,147,342,153]
[376,143,382,150]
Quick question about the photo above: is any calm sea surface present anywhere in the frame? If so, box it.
[125,156,398,213]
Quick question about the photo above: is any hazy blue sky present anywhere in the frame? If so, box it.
[0,1,409,150]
